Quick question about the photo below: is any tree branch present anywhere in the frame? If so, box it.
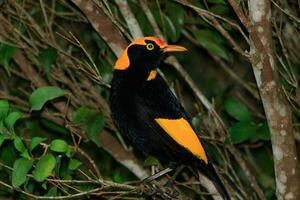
[70,0,127,56]
[247,0,299,199]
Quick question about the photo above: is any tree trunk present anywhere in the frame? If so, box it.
[248,0,299,199]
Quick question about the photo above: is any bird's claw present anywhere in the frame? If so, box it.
[164,186,180,198]
[140,182,180,199]
[141,182,158,196]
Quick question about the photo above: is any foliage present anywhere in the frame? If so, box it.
[0,0,299,199]
[29,86,65,111]
[224,98,270,144]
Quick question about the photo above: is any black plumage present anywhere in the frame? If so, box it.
[109,37,230,200]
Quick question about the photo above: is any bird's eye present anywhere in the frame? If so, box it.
[146,43,155,51]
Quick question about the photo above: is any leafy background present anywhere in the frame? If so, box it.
[0,0,299,199]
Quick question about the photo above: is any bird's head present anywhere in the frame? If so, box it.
[113,37,187,80]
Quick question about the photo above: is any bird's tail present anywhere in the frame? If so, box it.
[196,161,230,200]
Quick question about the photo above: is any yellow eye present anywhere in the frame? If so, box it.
[146,43,155,51]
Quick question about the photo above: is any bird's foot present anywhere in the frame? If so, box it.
[164,179,180,198]
[141,182,179,199]
[140,182,159,196]
[164,179,174,188]
[163,186,180,199]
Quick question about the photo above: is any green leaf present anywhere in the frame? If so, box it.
[257,173,275,189]
[29,137,46,152]
[5,111,23,131]
[72,106,93,124]
[257,122,270,140]
[0,100,9,121]
[255,149,275,177]
[193,29,229,60]
[229,121,256,144]
[72,107,104,146]
[133,7,154,36]
[153,0,185,42]
[39,47,58,78]
[144,156,160,167]
[113,171,123,183]
[165,1,184,42]
[0,134,6,147]
[224,136,230,144]
[50,139,69,153]
[29,86,65,111]
[163,16,177,42]
[207,0,226,4]
[85,112,104,147]
[20,150,31,160]
[0,43,17,74]
[265,188,276,200]
[0,144,17,166]
[12,158,34,188]
[45,187,57,196]
[40,119,68,135]
[42,182,47,190]
[14,136,26,153]
[33,154,56,182]
[66,147,72,158]
[225,98,252,121]
[211,5,230,15]
[68,158,82,170]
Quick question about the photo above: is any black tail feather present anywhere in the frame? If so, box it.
[196,161,230,200]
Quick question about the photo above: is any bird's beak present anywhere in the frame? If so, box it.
[163,45,187,53]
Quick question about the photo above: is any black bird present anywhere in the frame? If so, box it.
[109,37,230,199]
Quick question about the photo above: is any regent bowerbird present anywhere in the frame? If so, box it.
[109,36,230,199]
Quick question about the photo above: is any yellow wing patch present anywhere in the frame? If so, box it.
[147,70,157,81]
[155,117,208,164]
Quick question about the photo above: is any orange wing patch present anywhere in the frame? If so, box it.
[155,117,208,163]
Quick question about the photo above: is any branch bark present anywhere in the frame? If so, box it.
[115,0,143,39]
[70,0,127,56]
[247,0,299,199]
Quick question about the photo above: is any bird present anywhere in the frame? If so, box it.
[109,36,230,200]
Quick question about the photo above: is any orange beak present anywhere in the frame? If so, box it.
[163,45,187,53]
